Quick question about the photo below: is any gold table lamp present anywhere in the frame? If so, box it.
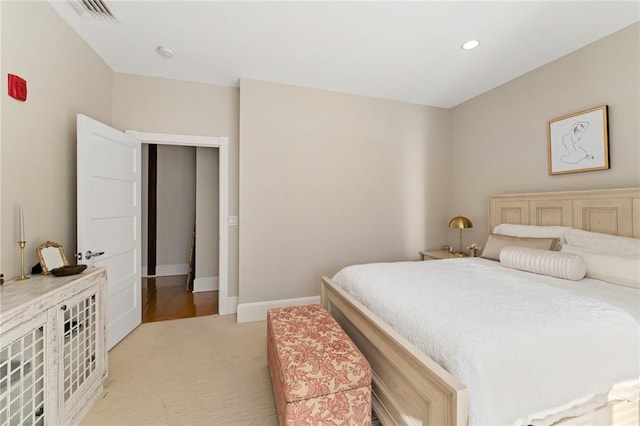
[449,215,473,257]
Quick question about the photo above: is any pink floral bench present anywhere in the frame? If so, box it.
[267,304,372,425]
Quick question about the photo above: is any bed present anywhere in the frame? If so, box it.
[320,187,640,426]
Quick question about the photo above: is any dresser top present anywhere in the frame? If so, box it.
[1,268,106,319]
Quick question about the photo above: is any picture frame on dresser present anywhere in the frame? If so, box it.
[547,105,609,175]
[36,241,69,274]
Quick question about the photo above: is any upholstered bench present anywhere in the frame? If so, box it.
[267,304,372,425]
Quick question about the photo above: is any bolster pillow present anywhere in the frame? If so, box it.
[499,246,587,281]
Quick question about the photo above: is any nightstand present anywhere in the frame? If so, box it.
[420,250,460,260]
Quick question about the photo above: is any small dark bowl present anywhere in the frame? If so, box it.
[51,265,87,277]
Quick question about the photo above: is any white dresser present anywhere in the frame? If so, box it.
[0,268,107,426]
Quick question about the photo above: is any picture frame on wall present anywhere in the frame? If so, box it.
[547,105,609,175]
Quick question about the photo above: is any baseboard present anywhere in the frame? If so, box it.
[142,263,188,277]
[236,295,321,323]
[218,296,238,316]
[227,296,238,315]
[193,276,218,293]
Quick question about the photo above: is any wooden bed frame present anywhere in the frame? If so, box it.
[321,187,640,426]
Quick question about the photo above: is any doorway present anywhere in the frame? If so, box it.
[141,144,217,322]
[126,131,230,316]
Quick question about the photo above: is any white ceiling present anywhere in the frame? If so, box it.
[49,1,639,108]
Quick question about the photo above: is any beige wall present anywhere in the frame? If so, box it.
[0,1,3,277]
[196,147,220,279]
[157,145,196,267]
[450,23,640,248]
[239,79,450,304]
[111,73,239,295]
[2,1,635,308]
[0,2,3,281]
[141,144,218,278]
[143,144,199,270]
[1,1,113,279]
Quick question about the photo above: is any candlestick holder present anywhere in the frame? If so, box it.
[17,241,30,280]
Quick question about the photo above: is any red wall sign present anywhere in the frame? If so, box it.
[8,74,27,102]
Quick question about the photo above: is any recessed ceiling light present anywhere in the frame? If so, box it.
[461,40,480,50]
[156,45,175,59]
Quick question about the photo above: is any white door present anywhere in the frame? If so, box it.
[77,114,142,350]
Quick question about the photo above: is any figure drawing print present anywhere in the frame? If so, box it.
[548,105,608,175]
[561,121,593,164]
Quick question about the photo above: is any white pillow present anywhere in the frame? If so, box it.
[493,224,571,245]
[500,246,586,281]
[565,229,640,257]
[561,245,640,289]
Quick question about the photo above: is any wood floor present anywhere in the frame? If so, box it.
[142,275,218,323]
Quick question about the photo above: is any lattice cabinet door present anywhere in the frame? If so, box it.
[57,285,105,423]
[0,314,48,426]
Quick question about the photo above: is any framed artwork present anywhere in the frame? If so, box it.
[36,241,69,274]
[547,105,609,175]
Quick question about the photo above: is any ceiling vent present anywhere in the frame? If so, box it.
[68,0,118,22]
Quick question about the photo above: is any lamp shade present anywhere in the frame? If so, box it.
[448,216,473,229]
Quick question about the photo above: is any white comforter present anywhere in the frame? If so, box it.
[332,258,640,426]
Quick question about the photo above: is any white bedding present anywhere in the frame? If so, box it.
[332,257,640,426]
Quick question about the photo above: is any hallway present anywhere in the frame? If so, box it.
[142,275,218,323]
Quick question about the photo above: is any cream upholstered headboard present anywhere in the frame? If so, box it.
[489,187,640,238]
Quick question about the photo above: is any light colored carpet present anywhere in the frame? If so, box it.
[82,315,279,426]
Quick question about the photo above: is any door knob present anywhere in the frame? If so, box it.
[85,250,105,260]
